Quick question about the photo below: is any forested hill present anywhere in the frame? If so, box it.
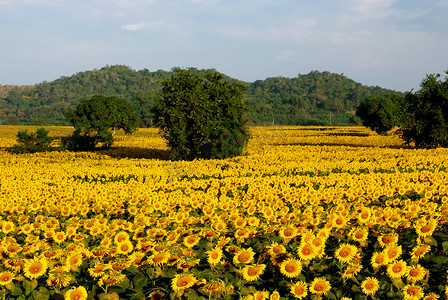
[0,65,400,126]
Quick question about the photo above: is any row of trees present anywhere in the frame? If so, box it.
[356,70,448,148]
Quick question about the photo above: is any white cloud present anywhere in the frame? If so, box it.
[277,50,296,61]
[220,19,317,42]
[355,0,397,19]
[121,22,146,31]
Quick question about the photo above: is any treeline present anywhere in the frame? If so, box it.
[0,65,399,126]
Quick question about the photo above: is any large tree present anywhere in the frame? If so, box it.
[65,95,139,150]
[400,71,448,148]
[155,68,250,160]
[356,94,404,135]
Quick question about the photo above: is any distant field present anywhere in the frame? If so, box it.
[0,126,447,299]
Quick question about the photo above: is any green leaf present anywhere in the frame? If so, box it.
[32,287,50,300]
[442,241,448,252]
[6,282,22,296]
[23,279,38,296]
[132,273,148,290]
[424,236,438,246]
[325,291,338,300]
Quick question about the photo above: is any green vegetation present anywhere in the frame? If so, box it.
[155,68,250,160]
[0,65,399,126]
[400,70,448,148]
[356,94,405,135]
[65,95,140,151]
[12,127,54,153]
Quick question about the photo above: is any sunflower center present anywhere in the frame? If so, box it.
[238,252,251,263]
[392,265,402,273]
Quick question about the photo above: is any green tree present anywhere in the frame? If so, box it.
[155,68,250,160]
[65,95,139,150]
[400,71,448,148]
[356,94,404,135]
[12,127,54,153]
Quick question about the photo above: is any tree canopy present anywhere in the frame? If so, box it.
[155,68,250,160]
[400,71,448,148]
[356,94,405,135]
[65,95,139,150]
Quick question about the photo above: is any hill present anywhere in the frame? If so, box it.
[0,65,400,126]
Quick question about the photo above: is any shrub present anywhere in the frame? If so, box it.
[12,127,54,153]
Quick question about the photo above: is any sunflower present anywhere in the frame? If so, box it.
[147,250,170,266]
[309,277,331,295]
[116,239,134,255]
[342,263,362,280]
[4,243,22,257]
[0,271,15,285]
[335,243,358,264]
[46,265,72,288]
[269,291,280,300]
[266,243,286,257]
[64,286,88,300]
[385,244,403,261]
[297,243,317,261]
[290,281,308,299]
[23,257,48,279]
[279,227,298,241]
[406,264,426,283]
[98,272,126,287]
[171,273,197,293]
[66,252,83,270]
[206,247,223,266]
[415,218,437,238]
[148,290,165,300]
[371,251,389,269]
[378,233,399,247]
[180,234,199,247]
[113,231,130,244]
[88,262,111,278]
[387,260,407,279]
[410,244,431,262]
[3,258,25,272]
[2,221,15,234]
[241,264,266,282]
[357,208,371,224]
[361,277,379,296]
[53,232,66,244]
[253,290,269,300]
[332,214,348,229]
[423,293,440,300]
[233,248,255,265]
[279,258,302,278]
[402,284,424,300]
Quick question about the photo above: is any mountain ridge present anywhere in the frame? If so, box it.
[0,65,400,126]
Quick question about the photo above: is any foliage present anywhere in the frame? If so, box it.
[0,66,399,126]
[356,94,405,135]
[400,71,448,148]
[155,68,250,160]
[65,95,139,151]
[12,127,54,153]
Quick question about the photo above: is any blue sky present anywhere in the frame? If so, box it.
[1,0,447,92]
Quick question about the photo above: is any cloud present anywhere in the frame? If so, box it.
[121,22,146,31]
[276,50,296,61]
[220,19,317,42]
[355,0,397,20]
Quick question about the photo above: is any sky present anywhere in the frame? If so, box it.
[1,0,448,92]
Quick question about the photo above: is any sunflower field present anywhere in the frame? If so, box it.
[1,125,448,300]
